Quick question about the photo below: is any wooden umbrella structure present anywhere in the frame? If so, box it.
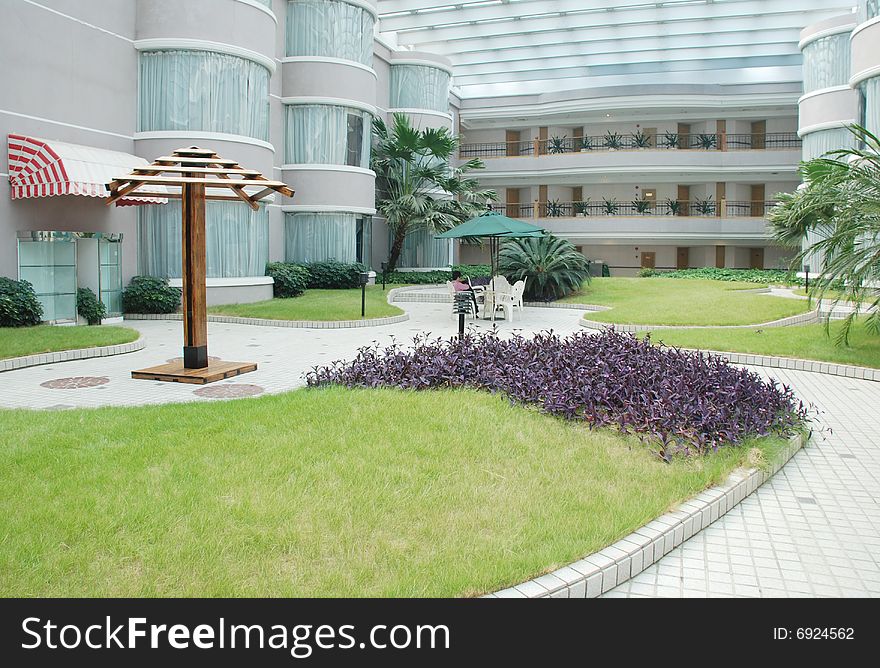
[106,146,294,384]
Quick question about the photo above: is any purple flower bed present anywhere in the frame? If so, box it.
[307,330,807,458]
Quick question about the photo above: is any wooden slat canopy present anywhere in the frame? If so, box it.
[112,147,295,381]
[105,146,294,211]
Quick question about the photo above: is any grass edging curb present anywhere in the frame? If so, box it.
[489,431,807,599]
[675,347,880,382]
[125,312,409,329]
[578,308,820,332]
[0,337,145,373]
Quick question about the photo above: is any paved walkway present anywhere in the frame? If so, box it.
[1,301,877,597]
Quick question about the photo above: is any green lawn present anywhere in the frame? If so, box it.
[209,287,403,321]
[0,325,140,361]
[561,278,810,326]
[639,319,880,369]
[0,387,785,597]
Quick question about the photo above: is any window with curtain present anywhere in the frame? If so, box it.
[802,127,857,161]
[139,50,270,141]
[390,65,451,113]
[99,238,123,316]
[861,78,880,136]
[868,0,879,20]
[397,226,452,269]
[285,212,358,263]
[801,34,851,94]
[138,202,269,278]
[286,0,375,66]
[285,104,372,167]
[356,216,372,266]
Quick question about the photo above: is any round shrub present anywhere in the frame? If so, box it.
[499,235,591,301]
[266,262,309,298]
[305,261,367,289]
[122,276,181,314]
[0,277,43,327]
[76,288,106,325]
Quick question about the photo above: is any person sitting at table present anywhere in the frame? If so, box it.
[451,270,479,315]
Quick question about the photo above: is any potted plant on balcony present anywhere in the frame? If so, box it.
[662,131,679,149]
[579,135,593,152]
[548,135,568,154]
[632,197,653,214]
[665,198,682,215]
[546,199,565,217]
[604,131,623,151]
[694,196,716,216]
[602,197,619,215]
[696,133,717,150]
[573,199,590,217]
[632,130,652,149]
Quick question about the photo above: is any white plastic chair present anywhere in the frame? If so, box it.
[491,274,512,296]
[489,289,515,322]
[510,280,526,314]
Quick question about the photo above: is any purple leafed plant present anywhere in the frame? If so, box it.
[306,330,807,459]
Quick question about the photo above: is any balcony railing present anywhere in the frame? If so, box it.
[460,132,801,158]
[490,200,778,218]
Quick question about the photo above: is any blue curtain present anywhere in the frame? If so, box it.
[390,65,450,112]
[285,212,358,263]
[802,34,851,94]
[138,202,269,278]
[285,105,372,166]
[862,77,880,136]
[397,227,452,269]
[139,50,270,141]
[802,127,857,161]
[286,0,374,65]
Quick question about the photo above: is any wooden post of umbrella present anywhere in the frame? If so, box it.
[106,147,294,384]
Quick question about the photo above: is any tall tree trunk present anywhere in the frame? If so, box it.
[386,224,409,272]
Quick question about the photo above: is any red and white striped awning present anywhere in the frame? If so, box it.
[7,134,168,206]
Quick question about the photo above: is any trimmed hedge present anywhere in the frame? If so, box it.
[304,261,368,289]
[651,268,803,285]
[122,276,181,314]
[266,262,310,298]
[0,277,43,327]
[382,264,493,285]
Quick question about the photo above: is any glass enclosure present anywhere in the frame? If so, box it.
[99,238,123,316]
[390,65,451,113]
[286,0,375,66]
[396,226,452,269]
[285,104,372,167]
[801,34,851,94]
[17,233,78,322]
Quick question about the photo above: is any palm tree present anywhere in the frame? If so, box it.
[768,125,880,343]
[499,235,591,301]
[372,113,497,271]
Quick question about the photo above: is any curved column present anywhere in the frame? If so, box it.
[387,51,454,268]
[798,14,858,270]
[279,0,377,265]
[851,7,880,136]
[133,0,278,293]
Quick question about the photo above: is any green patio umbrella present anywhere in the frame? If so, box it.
[435,212,546,288]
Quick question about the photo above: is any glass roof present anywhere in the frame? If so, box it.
[377,0,857,98]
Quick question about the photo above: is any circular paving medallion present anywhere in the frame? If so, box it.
[193,383,265,399]
[41,376,110,390]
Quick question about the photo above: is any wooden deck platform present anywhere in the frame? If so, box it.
[131,360,257,385]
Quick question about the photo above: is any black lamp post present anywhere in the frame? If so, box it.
[380,261,387,291]
[359,271,370,319]
[453,292,472,337]
[803,264,810,308]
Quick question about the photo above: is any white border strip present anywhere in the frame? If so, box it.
[798,22,857,50]
[797,84,854,104]
[134,38,276,74]
[281,204,376,215]
[849,63,880,87]
[389,58,454,76]
[280,164,375,176]
[797,119,857,137]
[0,338,146,374]
[233,0,277,21]
[134,131,275,152]
[387,108,453,122]
[281,97,377,115]
[339,0,379,19]
[850,15,880,40]
[280,57,377,78]
[168,276,274,288]
[0,109,134,140]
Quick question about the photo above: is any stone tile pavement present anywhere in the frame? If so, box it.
[605,367,880,598]
[1,300,877,597]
